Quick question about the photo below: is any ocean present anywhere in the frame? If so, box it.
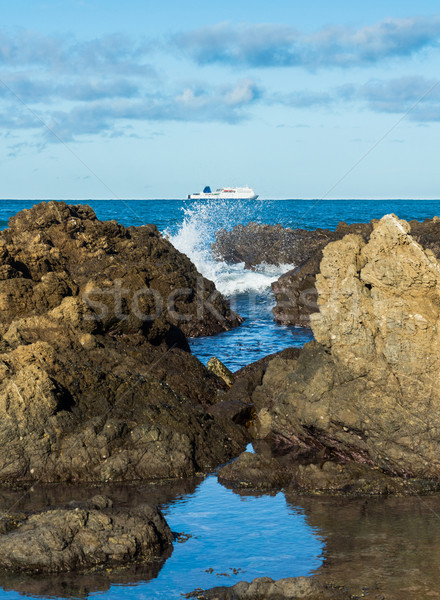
[1,198,440,599]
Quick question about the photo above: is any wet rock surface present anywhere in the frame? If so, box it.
[248,215,440,483]
[0,202,246,483]
[186,576,354,599]
[0,495,172,573]
[208,348,301,433]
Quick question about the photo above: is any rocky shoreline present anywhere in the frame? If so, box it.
[1,201,440,598]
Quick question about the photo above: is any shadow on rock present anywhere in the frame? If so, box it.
[287,492,440,600]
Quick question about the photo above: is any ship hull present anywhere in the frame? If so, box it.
[188,192,259,200]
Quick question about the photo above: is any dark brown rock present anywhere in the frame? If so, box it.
[1,201,242,339]
[271,253,321,328]
[212,222,340,270]
[209,348,301,433]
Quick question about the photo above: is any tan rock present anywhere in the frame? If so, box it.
[253,214,440,480]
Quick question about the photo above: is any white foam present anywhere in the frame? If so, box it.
[167,199,295,296]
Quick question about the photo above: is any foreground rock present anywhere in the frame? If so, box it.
[219,448,439,495]
[0,495,172,572]
[208,348,301,432]
[250,215,440,483]
[0,202,246,483]
[186,576,354,599]
[218,451,291,491]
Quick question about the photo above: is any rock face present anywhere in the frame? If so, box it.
[251,215,440,481]
[0,202,246,483]
[270,218,440,328]
[208,348,301,433]
[0,495,172,572]
[185,576,354,600]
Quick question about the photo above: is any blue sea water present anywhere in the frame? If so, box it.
[1,198,440,599]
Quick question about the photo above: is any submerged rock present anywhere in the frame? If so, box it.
[250,215,440,484]
[186,576,354,599]
[0,496,172,572]
[0,202,246,483]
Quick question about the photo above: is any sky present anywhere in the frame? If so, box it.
[0,0,440,199]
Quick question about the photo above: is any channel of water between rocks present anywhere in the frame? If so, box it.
[1,199,440,599]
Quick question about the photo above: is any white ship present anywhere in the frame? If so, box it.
[187,186,259,200]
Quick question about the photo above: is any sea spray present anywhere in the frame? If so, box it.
[167,198,294,296]
[167,198,312,369]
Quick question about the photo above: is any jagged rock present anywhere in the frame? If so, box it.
[1,201,241,338]
[212,221,374,327]
[185,576,354,599]
[251,215,440,483]
[0,202,247,483]
[271,253,321,328]
[0,496,172,572]
[207,357,234,387]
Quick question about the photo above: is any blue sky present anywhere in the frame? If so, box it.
[1,0,440,198]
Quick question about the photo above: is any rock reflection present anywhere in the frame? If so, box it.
[0,477,201,599]
[286,492,440,600]
[0,477,202,513]
[0,555,171,600]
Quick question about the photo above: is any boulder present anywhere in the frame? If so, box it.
[207,357,234,387]
[208,348,301,432]
[251,215,440,482]
[0,495,172,572]
[271,253,321,328]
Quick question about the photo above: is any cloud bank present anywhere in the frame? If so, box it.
[0,17,440,147]
[172,16,440,68]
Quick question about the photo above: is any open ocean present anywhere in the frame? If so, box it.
[1,198,440,599]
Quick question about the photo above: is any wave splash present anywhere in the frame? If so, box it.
[167,199,294,296]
